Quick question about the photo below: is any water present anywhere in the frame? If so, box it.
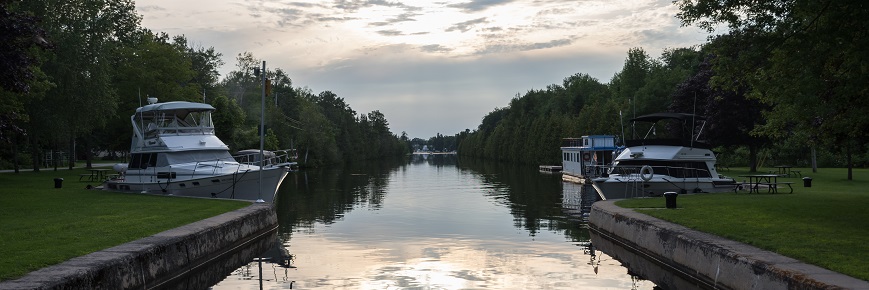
[208,155,659,289]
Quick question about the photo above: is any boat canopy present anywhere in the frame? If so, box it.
[626,112,710,149]
[136,101,215,114]
[629,113,705,123]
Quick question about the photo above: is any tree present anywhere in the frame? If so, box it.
[0,1,50,93]
[669,54,769,171]
[210,94,247,151]
[675,0,869,179]
[610,48,652,117]
[18,0,141,169]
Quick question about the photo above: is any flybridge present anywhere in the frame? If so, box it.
[626,112,710,149]
[130,98,227,152]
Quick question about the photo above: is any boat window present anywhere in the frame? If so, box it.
[129,153,157,169]
[162,150,235,165]
[615,160,712,178]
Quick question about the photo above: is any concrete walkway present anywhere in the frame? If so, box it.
[0,163,116,174]
[589,201,868,290]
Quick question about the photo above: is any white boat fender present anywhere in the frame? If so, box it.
[112,163,128,173]
[640,165,654,181]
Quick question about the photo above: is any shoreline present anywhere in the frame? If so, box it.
[0,202,277,289]
[589,200,868,289]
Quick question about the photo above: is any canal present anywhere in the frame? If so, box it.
[208,154,659,289]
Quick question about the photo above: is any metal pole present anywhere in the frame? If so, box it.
[257,61,265,203]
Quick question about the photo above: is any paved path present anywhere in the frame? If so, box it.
[0,163,116,174]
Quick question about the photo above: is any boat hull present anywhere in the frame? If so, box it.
[104,166,289,202]
[591,175,735,200]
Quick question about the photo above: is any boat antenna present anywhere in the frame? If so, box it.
[619,110,625,145]
[691,92,697,148]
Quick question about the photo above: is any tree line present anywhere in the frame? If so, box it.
[0,0,408,171]
[456,0,869,179]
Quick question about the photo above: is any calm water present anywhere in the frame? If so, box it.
[209,154,659,289]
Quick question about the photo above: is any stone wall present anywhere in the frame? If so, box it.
[589,201,868,290]
[0,202,277,290]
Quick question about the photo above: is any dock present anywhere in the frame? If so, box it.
[539,165,562,173]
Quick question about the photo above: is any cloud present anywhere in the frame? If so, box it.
[136,0,712,138]
[475,38,574,55]
[420,44,453,53]
[447,0,518,12]
[446,17,488,33]
[292,47,624,137]
[137,5,165,12]
[369,11,419,27]
[333,0,415,12]
[377,29,404,36]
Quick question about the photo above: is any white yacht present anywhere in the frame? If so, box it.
[595,113,735,199]
[561,113,735,200]
[103,98,294,202]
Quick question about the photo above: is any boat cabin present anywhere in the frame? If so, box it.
[561,135,619,179]
[129,100,228,153]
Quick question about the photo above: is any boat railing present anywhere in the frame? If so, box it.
[582,164,613,178]
[233,149,298,167]
[151,126,215,136]
[609,165,712,179]
[130,151,297,181]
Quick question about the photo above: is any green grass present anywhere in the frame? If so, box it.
[615,167,869,281]
[0,167,249,281]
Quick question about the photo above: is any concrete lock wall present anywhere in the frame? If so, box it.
[588,201,869,290]
[0,202,277,290]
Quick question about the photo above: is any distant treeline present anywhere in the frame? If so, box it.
[0,1,408,170]
[455,0,869,179]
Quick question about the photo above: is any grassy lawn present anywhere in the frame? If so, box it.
[0,167,249,281]
[614,167,869,281]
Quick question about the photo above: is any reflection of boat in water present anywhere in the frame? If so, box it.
[561,113,735,200]
[561,181,600,222]
[103,98,295,202]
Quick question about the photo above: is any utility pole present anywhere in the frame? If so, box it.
[257,60,265,203]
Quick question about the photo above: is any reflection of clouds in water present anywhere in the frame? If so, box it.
[276,237,649,289]
[213,161,654,289]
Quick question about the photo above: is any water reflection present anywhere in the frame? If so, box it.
[154,229,278,289]
[589,230,713,290]
[210,156,657,289]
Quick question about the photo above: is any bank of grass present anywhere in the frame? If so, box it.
[614,167,869,281]
[0,167,249,281]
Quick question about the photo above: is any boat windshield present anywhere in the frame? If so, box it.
[139,110,215,137]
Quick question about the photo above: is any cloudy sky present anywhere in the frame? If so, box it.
[135,0,711,139]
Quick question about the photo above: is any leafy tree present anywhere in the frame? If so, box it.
[18,0,141,169]
[675,0,869,179]
[669,54,769,171]
[0,1,50,93]
[210,94,247,150]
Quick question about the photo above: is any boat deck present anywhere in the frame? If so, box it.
[539,165,562,173]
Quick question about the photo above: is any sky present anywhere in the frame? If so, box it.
[135,0,712,139]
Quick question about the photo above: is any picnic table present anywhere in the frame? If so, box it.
[773,165,803,177]
[739,174,794,194]
[774,165,791,176]
[80,168,110,182]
